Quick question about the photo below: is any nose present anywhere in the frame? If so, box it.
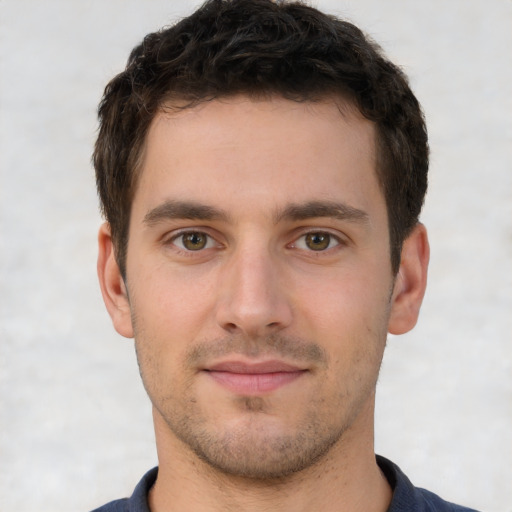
[215,244,293,338]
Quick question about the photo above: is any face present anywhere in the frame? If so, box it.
[102,96,416,479]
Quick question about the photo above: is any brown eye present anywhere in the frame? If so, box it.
[179,232,209,251]
[304,232,332,251]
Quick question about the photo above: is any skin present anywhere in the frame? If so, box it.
[98,96,429,511]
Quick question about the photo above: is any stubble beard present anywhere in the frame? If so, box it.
[157,394,348,480]
[135,331,386,481]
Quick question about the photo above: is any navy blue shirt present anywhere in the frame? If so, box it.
[90,456,480,511]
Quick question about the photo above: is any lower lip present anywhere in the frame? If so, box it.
[206,370,306,395]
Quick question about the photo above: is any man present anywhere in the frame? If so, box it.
[92,0,479,510]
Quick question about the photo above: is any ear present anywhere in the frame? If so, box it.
[388,223,430,335]
[97,223,134,338]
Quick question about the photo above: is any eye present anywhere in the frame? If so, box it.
[294,232,340,251]
[171,231,215,251]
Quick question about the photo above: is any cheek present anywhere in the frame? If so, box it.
[294,267,392,361]
[297,266,391,322]
[128,263,222,377]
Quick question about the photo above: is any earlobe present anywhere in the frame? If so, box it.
[97,223,134,338]
[388,223,430,335]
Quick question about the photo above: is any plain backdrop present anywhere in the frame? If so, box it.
[0,1,511,511]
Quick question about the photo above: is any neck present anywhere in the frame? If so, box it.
[149,400,392,512]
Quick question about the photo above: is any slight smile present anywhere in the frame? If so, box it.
[204,360,308,395]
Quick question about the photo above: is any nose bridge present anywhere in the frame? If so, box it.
[216,237,292,336]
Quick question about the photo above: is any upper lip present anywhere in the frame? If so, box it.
[205,360,305,374]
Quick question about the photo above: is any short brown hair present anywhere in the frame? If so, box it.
[94,0,428,276]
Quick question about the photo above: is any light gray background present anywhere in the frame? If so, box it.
[1,1,511,511]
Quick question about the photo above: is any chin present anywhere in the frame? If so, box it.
[169,409,345,480]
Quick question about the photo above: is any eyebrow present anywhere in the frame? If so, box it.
[143,200,229,226]
[274,200,369,224]
[143,199,369,227]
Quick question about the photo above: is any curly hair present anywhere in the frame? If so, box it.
[94,0,428,276]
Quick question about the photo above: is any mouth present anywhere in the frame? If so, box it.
[203,360,308,395]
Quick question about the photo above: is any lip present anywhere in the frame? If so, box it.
[203,360,307,395]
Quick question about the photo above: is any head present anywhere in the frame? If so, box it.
[95,0,430,484]
[94,0,428,278]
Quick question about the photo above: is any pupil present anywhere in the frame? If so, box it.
[184,232,206,250]
[306,233,330,251]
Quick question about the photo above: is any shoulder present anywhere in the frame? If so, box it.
[414,486,481,512]
[89,467,158,512]
[89,498,129,512]
[377,456,481,512]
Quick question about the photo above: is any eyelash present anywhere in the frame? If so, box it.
[167,230,218,253]
[291,231,342,252]
[165,229,344,254]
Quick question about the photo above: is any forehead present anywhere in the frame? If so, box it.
[133,96,382,221]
